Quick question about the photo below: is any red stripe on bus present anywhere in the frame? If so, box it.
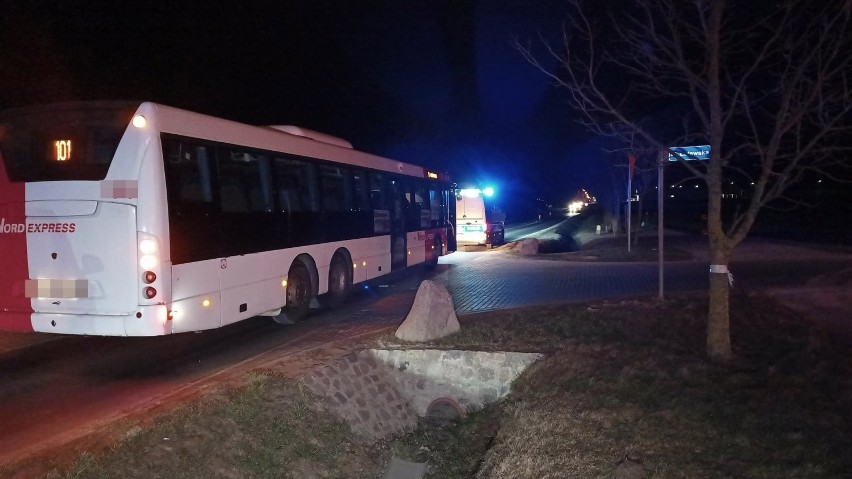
[0,161,33,332]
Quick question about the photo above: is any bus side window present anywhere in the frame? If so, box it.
[319,164,348,212]
[369,172,390,234]
[218,149,268,213]
[195,147,214,203]
[414,182,430,229]
[429,188,442,227]
[163,138,213,207]
[273,156,318,213]
[303,163,319,212]
[255,155,273,212]
[352,169,370,211]
[369,172,386,210]
[396,177,420,232]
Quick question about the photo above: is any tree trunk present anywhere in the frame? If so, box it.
[705,1,731,363]
[706,247,733,362]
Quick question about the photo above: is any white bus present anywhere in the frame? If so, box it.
[0,102,454,336]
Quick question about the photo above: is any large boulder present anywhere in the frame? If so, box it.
[395,280,459,342]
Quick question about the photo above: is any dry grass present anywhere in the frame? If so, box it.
[452,295,852,479]
[51,374,382,479]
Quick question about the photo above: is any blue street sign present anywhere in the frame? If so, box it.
[668,145,710,161]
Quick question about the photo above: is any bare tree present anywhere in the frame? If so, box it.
[518,0,852,362]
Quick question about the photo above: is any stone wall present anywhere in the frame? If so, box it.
[299,349,542,442]
[299,350,417,442]
[370,349,542,416]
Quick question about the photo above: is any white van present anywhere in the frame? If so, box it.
[455,189,504,246]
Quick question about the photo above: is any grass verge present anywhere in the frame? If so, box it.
[30,292,851,479]
[382,293,851,478]
[48,373,381,479]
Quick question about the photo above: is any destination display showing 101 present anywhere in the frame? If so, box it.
[54,139,72,162]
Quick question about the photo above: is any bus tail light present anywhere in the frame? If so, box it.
[138,233,162,303]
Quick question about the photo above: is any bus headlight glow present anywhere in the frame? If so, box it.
[202,299,211,307]
[132,115,147,128]
[281,279,287,287]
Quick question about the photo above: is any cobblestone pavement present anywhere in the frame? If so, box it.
[360,246,851,330]
[435,252,707,314]
[305,252,701,331]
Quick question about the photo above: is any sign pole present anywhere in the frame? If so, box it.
[657,148,665,300]
[626,176,632,253]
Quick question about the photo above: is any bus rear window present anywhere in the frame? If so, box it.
[0,103,135,182]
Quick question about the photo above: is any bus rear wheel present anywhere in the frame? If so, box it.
[319,254,351,309]
[273,263,312,324]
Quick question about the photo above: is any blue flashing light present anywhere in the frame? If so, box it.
[482,187,495,197]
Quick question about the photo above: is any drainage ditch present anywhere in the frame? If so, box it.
[298,349,542,443]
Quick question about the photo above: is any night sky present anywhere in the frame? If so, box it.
[0,1,602,219]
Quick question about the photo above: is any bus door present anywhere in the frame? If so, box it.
[387,176,406,270]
